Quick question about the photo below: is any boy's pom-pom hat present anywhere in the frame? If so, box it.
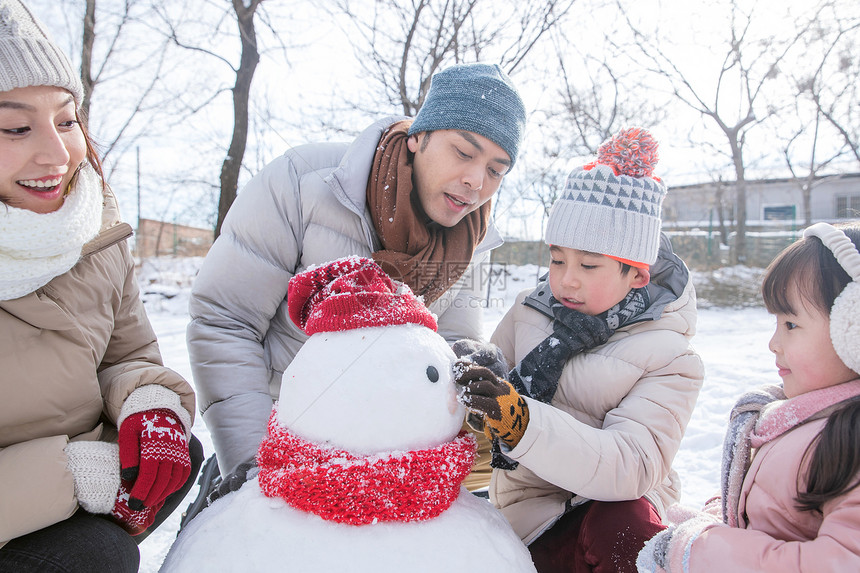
[545,127,668,267]
[287,256,437,336]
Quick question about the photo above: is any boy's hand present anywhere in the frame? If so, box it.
[454,362,529,448]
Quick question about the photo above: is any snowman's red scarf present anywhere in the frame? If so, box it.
[257,412,476,525]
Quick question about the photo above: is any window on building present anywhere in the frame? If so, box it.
[763,205,796,220]
[836,195,860,219]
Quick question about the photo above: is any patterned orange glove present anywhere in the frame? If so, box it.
[454,362,529,448]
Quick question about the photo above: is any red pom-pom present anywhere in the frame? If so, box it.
[596,127,659,178]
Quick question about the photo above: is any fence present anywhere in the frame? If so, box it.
[134,219,214,258]
[491,230,803,270]
[132,219,799,270]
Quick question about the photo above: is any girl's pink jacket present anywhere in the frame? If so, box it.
[688,415,860,571]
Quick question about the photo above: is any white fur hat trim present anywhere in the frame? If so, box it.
[830,282,860,374]
[803,223,860,374]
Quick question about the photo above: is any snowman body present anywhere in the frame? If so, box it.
[161,324,536,572]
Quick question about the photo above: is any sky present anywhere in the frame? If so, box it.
[25,0,858,239]
[134,257,775,572]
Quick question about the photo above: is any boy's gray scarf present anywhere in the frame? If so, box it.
[492,287,649,470]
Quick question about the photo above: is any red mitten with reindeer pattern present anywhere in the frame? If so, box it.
[110,479,165,535]
[118,409,190,510]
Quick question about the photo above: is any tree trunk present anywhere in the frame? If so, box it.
[215,0,262,238]
[730,138,747,264]
[80,0,96,116]
[714,182,729,246]
[802,179,813,227]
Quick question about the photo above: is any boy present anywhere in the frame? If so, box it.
[455,128,704,572]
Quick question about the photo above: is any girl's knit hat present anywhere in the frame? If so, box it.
[545,127,667,268]
[0,0,83,103]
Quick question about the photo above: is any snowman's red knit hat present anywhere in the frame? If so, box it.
[288,256,438,335]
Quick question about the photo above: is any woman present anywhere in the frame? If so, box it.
[0,1,202,571]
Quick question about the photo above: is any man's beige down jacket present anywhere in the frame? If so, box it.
[489,243,704,544]
[0,188,195,546]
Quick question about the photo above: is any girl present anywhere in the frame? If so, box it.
[637,221,860,572]
[0,2,202,571]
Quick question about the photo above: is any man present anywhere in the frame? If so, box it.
[185,63,526,498]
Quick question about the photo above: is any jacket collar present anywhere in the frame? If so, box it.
[82,184,133,257]
[325,115,405,219]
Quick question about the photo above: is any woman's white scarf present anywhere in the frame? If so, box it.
[0,165,103,301]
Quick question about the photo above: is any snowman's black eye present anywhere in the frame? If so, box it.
[426,365,439,383]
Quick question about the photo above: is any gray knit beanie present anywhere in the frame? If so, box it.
[545,127,668,267]
[0,0,83,104]
[408,63,526,167]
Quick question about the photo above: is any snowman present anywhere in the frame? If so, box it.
[160,256,536,572]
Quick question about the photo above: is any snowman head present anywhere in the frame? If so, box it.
[278,257,466,454]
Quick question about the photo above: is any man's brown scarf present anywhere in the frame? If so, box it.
[366,120,490,304]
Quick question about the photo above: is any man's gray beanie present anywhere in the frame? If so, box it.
[408,63,526,167]
[0,0,83,104]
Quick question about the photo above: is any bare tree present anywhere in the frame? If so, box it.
[44,0,299,237]
[504,25,669,244]
[617,0,810,263]
[160,0,268,237]
[30,0,218,241]
[33,0,180,170]
[329,0,576,118]
[78,0,178,174]
[769,1,860,225]
[549,39,668,156]
[780,112,846,226]
[217,0,264,238]
[794,2,860,166]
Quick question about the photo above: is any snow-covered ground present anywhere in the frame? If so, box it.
[135,257,774,572]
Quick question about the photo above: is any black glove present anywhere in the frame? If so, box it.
[551,305,613,351]
[452,339,509,379]
[206,461,257,506]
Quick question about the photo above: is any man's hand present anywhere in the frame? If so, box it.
[206,461,258,506]
[454,362,529,449]
[452,339,509,379]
